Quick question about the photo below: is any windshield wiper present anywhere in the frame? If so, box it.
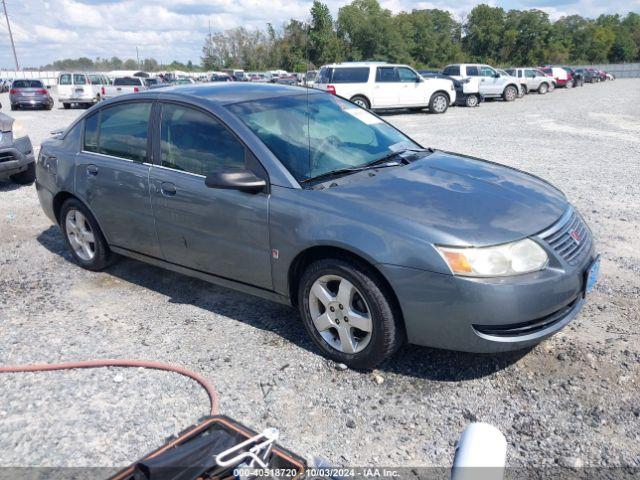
[300,148,432,185]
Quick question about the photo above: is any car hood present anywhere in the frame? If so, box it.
[316,150,568,246]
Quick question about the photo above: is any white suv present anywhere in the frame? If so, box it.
[442,64,521,102]
[315,62,456,113]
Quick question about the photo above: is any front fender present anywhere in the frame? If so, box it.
[268,185,450,296]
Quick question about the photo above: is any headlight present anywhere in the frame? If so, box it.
[437,239,548,277]
[12,119,28,140]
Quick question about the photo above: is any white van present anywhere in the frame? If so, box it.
[57,72,101,109]
[315,62,456,113]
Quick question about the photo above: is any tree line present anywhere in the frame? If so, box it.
[201,0,640,71]
[35,1,640,73]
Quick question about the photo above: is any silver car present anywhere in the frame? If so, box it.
[0,111,35,184]
[9,79,54,111]
[505,68,554,95]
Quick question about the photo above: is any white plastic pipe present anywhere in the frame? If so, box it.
[451,422,507,480]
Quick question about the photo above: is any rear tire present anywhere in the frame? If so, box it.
[566,80,574,89]
[428,92,449,114]
[298,257,404,369]
[9,162,35,185]
[10,104,18,111]
[465,94,479,108]
[350,95,370,110]
[60,198,115,271]
[503,85,517,102]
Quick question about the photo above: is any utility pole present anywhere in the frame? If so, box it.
[136,46,140,69]
[2,0,19,70]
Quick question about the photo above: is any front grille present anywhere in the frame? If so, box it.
[0,151,16,163]
[474,296,579,337]
[539,208,592,266]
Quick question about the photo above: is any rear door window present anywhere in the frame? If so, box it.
[73,74,87,85]
[159,103,245,176]
[376,67,399,83]
[59,74,72,85]
[84,102,151,162]
[331,67,369,83]
[466,66,479,76]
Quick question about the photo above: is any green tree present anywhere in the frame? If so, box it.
[463,4,506,62]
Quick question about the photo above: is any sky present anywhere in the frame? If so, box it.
[0,0,638,69]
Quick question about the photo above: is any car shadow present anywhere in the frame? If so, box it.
[37,225,526,381]
[0,180,25,192]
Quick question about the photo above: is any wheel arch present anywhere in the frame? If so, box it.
[430,89,452,103]
[52,191,110,243]
[287,245,403,323]
[349,94,371,108]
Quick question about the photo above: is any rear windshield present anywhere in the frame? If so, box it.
[89,75,104,85]
[114,77,141,86]
[12,80,44,88]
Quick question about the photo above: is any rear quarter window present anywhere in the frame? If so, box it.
[330,67,369,84]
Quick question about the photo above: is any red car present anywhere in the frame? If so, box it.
[540,66,574,88]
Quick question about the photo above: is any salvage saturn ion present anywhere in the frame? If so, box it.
[35,83,599,369]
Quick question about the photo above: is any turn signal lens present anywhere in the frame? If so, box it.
[437,239,548,277]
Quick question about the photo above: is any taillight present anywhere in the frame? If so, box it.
[101,87,105,95]
[36,89,47,94]
[326,85,336,95]
[9,89,17,95]
[133,87,139,93]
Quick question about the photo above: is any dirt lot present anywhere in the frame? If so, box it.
[0,81,639,470]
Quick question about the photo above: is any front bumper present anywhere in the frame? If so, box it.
[379,229,596,353]
[0,137,35,179]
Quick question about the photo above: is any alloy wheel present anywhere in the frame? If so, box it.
[433,95,447,113]
[65,209,96,261]
[466,95,478,107]
[308,274,373,354]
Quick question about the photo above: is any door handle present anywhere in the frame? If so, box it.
[160,182,176,196]
[86,164,98,176]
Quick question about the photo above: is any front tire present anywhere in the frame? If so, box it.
[429,92,449,114]
[298,258,404,369]
[566,80,574,89]
[538,82,549,94]
[503,85,517,102]
[63,103,71,109]
[60,198,115,271]
[9,162,35,185]
[350,95,370,110]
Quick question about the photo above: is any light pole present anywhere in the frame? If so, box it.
[2,0,19,70]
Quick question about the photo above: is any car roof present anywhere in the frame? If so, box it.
[138,82,316,106]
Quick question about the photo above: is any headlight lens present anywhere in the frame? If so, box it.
[12,119,28,140]
[437,239,548,277]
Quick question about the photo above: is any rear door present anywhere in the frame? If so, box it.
[149,102,272,288]
[374,67,400,107]
[58,74,73,99]
[75,100,160,257]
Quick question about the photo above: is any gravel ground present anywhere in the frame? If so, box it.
[0,81,639,471]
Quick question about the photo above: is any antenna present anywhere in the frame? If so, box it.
[2,0,19,70]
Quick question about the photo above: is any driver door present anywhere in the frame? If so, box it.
[397,67,424,106]
[149,102,272,289]
[479,65,501,95]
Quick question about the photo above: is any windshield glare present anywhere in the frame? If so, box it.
[227,93,418,182]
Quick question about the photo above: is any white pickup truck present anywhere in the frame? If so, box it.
[101,77,146,100]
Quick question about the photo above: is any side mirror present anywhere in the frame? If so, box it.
[205,168,266,194]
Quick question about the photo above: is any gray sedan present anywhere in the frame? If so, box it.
[9,79,54,110]
[35,84,599,368]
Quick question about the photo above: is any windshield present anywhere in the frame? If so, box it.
[227,93,419,183]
